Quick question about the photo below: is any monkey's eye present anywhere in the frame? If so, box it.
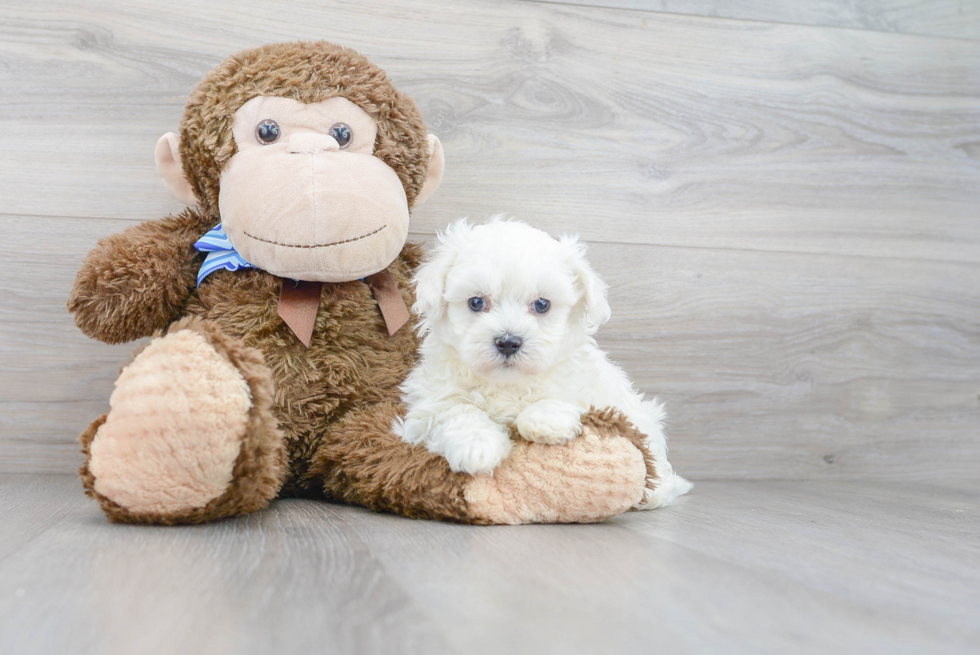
[468,297,489,312]
[328,123,352,149]
[531,298,550,314]
[255,119,281,144]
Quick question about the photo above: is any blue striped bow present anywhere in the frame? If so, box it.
[193,224,256,286]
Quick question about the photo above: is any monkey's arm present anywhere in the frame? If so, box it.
[68,208,212,344]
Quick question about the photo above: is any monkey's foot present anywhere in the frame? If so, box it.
[463,410,651,524]
[80,318,286,524]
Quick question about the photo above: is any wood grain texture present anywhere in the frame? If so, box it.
[0,0,978,261]
[1,0,978,482]
[528,0,980,41]
[1,474,978,654]
[4,215,978,481]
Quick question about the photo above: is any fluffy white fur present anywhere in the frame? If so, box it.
[395,217,692,508]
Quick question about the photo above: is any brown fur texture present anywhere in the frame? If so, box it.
[182,243,425,499]
[180,41,431,216]
[68,208,210,344]
[80,318,287,524]
[89,327,253,514]
[69,41,650,525]
[311,401,471,520]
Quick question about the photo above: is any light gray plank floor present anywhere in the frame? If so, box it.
[1,475,977,654]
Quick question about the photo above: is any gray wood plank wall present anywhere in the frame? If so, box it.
[529,0,980,40]
[1,0,978,482]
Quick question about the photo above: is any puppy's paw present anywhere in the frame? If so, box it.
[442,424,513,475]
[516,399,584,445]
[635,473,694,510]
[425,405,513,475]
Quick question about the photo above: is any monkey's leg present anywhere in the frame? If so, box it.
[309,404,650,524]
[80,317,286,524]
[463,411,654,524]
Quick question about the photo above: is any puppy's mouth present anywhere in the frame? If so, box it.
[473,353,523,376]
[494,353,528,372]
[468,341,537,379]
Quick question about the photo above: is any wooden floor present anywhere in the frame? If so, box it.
[2,1,979,652]
[1,474,977,654]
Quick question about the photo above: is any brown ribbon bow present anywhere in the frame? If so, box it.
[276,269,409,347]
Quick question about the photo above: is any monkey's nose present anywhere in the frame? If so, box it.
[287,132,341,154]
[495,334,523,357]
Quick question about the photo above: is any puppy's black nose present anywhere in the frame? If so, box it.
[495,335,523,357]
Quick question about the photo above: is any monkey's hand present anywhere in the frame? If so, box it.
[68,208,210,344]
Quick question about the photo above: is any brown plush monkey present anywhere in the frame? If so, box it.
[68,41,654,525]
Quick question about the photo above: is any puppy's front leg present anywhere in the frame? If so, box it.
[426,405,513,476]
[516,399,584,445]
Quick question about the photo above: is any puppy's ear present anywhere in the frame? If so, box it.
[413,219,473,334]
[560,235,611,334]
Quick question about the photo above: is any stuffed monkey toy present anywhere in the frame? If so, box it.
[68,41,655,525]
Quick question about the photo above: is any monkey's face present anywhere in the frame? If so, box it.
[217,96,409,282]
[155,43,444,283]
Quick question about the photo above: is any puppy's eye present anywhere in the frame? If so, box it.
[255,119,281,144]
[532,298,550,314]
[468,297,488,312]
[329,123,352,149]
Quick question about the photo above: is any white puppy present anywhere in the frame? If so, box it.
[395,218,691,508]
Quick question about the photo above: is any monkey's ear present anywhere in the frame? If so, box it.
[154,132,197,205]
[414,134,444,207]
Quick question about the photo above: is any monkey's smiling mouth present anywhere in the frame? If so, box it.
[243,224,387,249]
